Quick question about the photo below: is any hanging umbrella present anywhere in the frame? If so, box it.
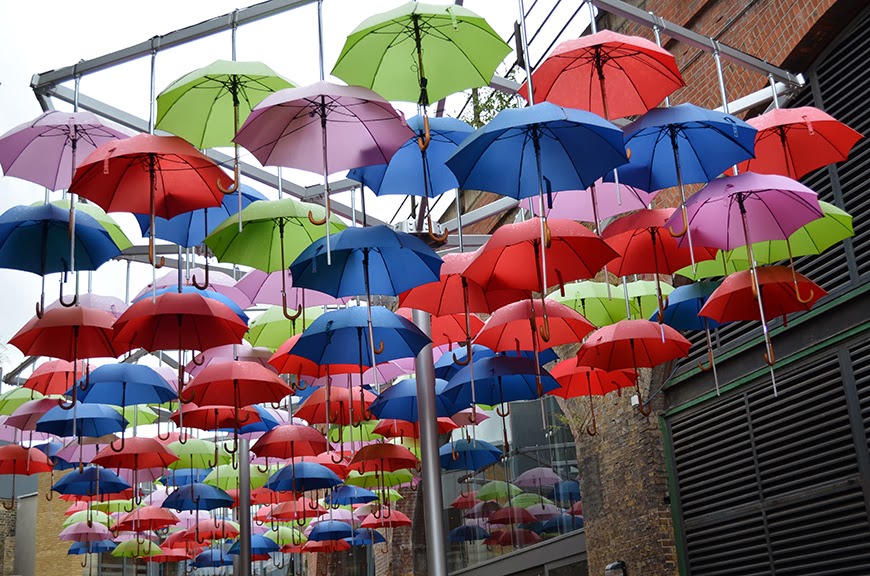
[528,180,658,222]
[251,423,328,461]
[514,467,562,490]
[235,268,346,308]
[112,505,179,533]
[0,445,53,510]
[448,525,489,543]
[51,466,131,500]
[186,341,274,377]
[144,548,193,563]
[245,305,322,350]
[552,481,582,505]
[302,539,351,553]
[6,397,69,432]
[737,106,863,178]
[346,528,388,547]
[474,299,594,353]
[91,437,179,470]
[489,506,537,526]
[63,509,112,528]
[397,309,484,349]
[450,492,481,510]
[162,483,234,511]
[168,438,230,470]
[575,320,691,415]
[263,526,308,547]
[439,438,501,472]
[191,548,233,568]
[372,417,458,439]
[49,199,133,252]
[233,81,412,260]
[0,388,43,416]
[435,346,558,382]
[675,253,751,281]
[625,280,676,321]
[348,444,418,474]
[548,360,636,435]
[59,521,114,543]
[369,377,457,420]
[519,30,684,119]
[344,469,415,490]
[477,481,522,503]
[228,533,281,557]
[24,360,92,396]
[307,520,355,542]
[36,402,127,438]
[161,468,211,487]
[134,268,251,310]
[46,293,128,320]
[169,404,261,433]
[549,281,634,327]
[542,514,584,534]
[264,461,342,493]
[323,485,379,507]
[0,204,124,314]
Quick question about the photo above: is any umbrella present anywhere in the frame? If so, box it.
[344,469,414,489]
[552,481,582,505]
[0,444,53,509]
[134,268,251,310]
[487,528,542,547]
[542,514,584,533]
[49,199,133,252]
[323,485,378,507]
[450,492,481,510]
[0,203,123,314]
[251,423,328,461]
[51,466,131,499]
[307,520,355,542]
[265,461,342,493]
[192,549,232,568]
[67,539,117,556]
[477,481,522,503]
[448,524,489,543]
[666,172,824,373]
[519,30,684,120]
[576,320,691,415]
[302,539,351,553]
[113,505,179,532]
[24,360,92,396]
[474,298,594,353]
[346,528,387,547]
[435,346,558,382]
[36,402,127,439]
[514,467,562,490]
[625,280,676,321]
[169,404,261,432]
[186,341,274,377]
[228,533,281,556]
[549,281,633,327]
[548,360,636,435]
[439,438,501,472]
[168,438,230,470]
[245,305,322,350]
[369,377,457,421]
[69,133,231,275]
[0,388,43,416]
[59,521,114,543]
[737,106,863,178]
[161,468,211,487]
[235,268,346,309]
[397,308,483,348]
[233,81,412,261]
[63,509,112,528]
[91,437,179,470]
[162,483,234,511]
[528,180,658,222]
[489,506,537,525]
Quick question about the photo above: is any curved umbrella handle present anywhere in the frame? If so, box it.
[80,556,88,569]
[190,352,205,367]
[698,348,715,372]
[217,158,240,195]
[409,477,419,492]
[635,384,652,417]
[155,428,172,441]
[417,115,431,152]
[585,394,598,437]
[273,554,285,570]
[451,438,460,461]
[308,493,321,510]
[282,294,303,322]
[795,281,814,304]
[543,218,552,249]
[538,309,551,343]
[427,214,448,243]
[35,296,45,319]
[308,198,329,226]
[669,207,689,238]
[495,402,511,418]
[0,499,13,511]
[58,387,77,411]
[295,376,308,391]
[59,280,78,308]
[452,340,472,366]
[555,269,566,297]
[148,236,166,269]
[191,260,209,290]
[178,386,196,404]
[764,345,776,366]
[177,430,189,445]
[78,367,91,391]
[330,442,346,465]
[108,435,126,453]
[374,340,385,355]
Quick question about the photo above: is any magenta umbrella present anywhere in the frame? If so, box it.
[134,268,251,309]
[186,342,274,378]
[235,269,347,308]
[234,81,412,260]
[531,180,658,222]
[59,521,114,542]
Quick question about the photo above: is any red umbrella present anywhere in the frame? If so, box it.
[179,516,240,544]
[169,404,261,431]
[69,133,230,270]
[699,266,826,325]
[348,444,418,474]
[737,106,863,179]
[250,424,328,461]
[144,548,193,563]
[474,299,594,353]
[548,359,636,435]
[360,510,411,529]
[519,30,684,120]
[485,528,541,547]
[397,308,484,348]
[372,418,458,439]
[91,437,179,469]
[576,320,691,415]
[294,385,375,428]
[9,306,117,409]
[569,501,584,516]
[113,506,179,532]
[229,487,299,508]
[292,454,349,480]
[270,497,325,521]
[24,360,92,396]
[488,506,537,526]
[450,491,481,510]
[302,539,350,553]
[0,445,53,510]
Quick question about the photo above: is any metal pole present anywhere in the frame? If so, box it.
[238,438,252,576]
[412,309,448,576]
[587,0,597,33]
[651,16,670,107]
[768,73,780,108]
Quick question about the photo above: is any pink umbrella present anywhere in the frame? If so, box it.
[59,521,113,542]
[186,342,275,377]
[48,293,128,319]
[309,360,415,388]
[514,467,563,489]
[0,421,51,443]
[56,441,104,464]
[525,503,563,521]
[531,180,658,222]
[450,408,490,427]
[235,269,346,308]
[6,398,64,431]
[133,267,251,309]
[312,510,357,526]
[117,467,165,484]
[234,81,412,260]
[174,510,200,530]
[114,531,160,543]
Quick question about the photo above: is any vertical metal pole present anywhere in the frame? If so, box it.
[587,0,597,33]
[412,309,448,576]
[316,0,325,82]
[517,0,535,106]
[277,167,283,199]
[768,74,781,108]
[238,438,252,576]
[149,44,159,302]
[651,17,670,107]
[713,43,740,178]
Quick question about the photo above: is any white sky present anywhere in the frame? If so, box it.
[0,0,587,371]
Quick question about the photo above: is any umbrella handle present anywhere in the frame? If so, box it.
[319,563,329,576]
[80,556,88,569]
[451,439,460,461]
[698,348,715,372]
[308,208,328,226]
[178,386,196,404]
[586,395,598,437]
[495,402,510,418]
[452,340,472,366]
[795,281,814,304]
[331,444,346,464]
[35,297,45,319]
[282,294,303,322]
[295,376,308,391]
[427,213,448,243]
[191,260,210,290]
[373,340,385,355]
[538,311,551,343]
[409,476,420,492]
[155,427,172,441]
[669,207,689,238]
[217,158,240,194]
[308,493,321,510]
[58,387,77,411]
[764,345,776,366]
[148,237,166,269]
[78,367,91,391]
[273,554,284,569]
[109,435,126,453]
[191,352,205,366]
[59,280,78,308]
[417,115,431,152]
[543,218,552,248]
[636,387,652,417]
[555,270,566,297]
[0,499,12,511]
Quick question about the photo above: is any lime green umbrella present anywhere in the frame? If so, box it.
[245,305,323,351]
[112,538,162,558]
[168,439,231,470]
[264,526,307,547]
[46,200,132,251]
[345,469,414,489]
[510,493,554,508]
[332,2,511,105]
[477,480,522,503]
[328,421,382,444]
[91,499,140,514]
[63,509,112,528]
[112,405,157,427]
[550,281,636,327]
[0,388,42,415]
[204,464,270,490]
[626,281,675,320]
[675,251,750,280]
[383,488,404,503]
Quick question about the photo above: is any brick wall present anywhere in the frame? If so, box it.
[34,471,80,576]
[0,506,14,576]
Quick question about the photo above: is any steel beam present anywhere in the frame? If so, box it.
[591,0,805,86]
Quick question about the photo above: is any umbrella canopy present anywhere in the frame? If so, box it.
[76,363,176,406]
[737,106,863,179]
[293,385,376,428]
[552,481,582,504]
[373,417,458,439]
[36,403,127,438]
[134,269,250,310]
[348,116,474,197]
[0,444,53,475]
[369,377,457,420]
[443,356,559,407]
[182,360,292,408]
[307,520,355,542]
[228,534,281,556]
[529,180,658,222]
[474,299,595,352]
[448,524,490,543]
[59,521,114,543]
[244,305,322,350]
[9,306,117,362]
[51,466,131,497]
[439,438,501,471]
[348,443,419,474]
[0,388,43,416]
[333,2,510,104]
[489,506,537,525]
[549,281,633,327]
[67,538,117,553]
[186,341,274,377]
[235,268,346,308]
[169,404,261,431]
[250,424,328,460]
[477,481,522,503]
[323,485,379,507]
[113,506,179,532]
[265,461,342,493]
[548,361,636,400]
[446,102,627,200]
[167,438,230,470]
[519,30,684,119]
[0,110,128,191]
[346,528,388,546]
[24,360,92,396]
[542,514,584,533]
[162,483,234,511]
[515,467,563,489]
[192,549,232,567]
[91,438,179,470]
[111,538,162,558]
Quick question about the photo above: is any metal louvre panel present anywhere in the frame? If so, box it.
[850,339,870,451]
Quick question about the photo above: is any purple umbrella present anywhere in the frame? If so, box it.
[666,171,823,390]
[47,293,128,319]
[531,180,658,222]
[186,342,274,378]
[0,417,52,442]
[308,360,415,388]
[234,81,413,260]
[134,268,251,309]
[59,521,114,542]
[0,111,129,191]
[514,467,563,489]
[113,531,159,544]
[235,269,347,308]
[117,467,166,485]
[174,510,200,530]
[526,503,563,521]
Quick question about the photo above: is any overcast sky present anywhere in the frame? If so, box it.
[0,0,587,372]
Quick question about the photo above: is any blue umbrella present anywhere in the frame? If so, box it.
[222,404,282,436]
[323,485,378,507]
[228,534,280,556]
[541,514,584,534]
[192,549,233,568]
[51,465,131,496]
[162,483,234,511]
[369,377,457,420]
[0,203,123,313]
[36,402,127,438]
[133,286,249,323]
[551,481,581,505]
[649,280,725,393]
[35,440,76,470]
[348,116,473,198]
[308,520,355,542]
[435,346,558,381]
[161,468,211,487]
[448,524,489,543]
[76,363,176,406]
[67,540,117,555]
[134,184,266,248]
[445,102,627,201]
[288,306,430,368]
[439,438,501,472]
[265,461,342,493]
[345,528,386,546]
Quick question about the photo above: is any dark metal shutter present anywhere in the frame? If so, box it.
[670,348,870,575]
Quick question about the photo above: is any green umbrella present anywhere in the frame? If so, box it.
[112,405,157,427]
[332,2,511,106]
[345,469,414,489]
[112,538,162,558]
[510,493,554,508]
[46,200,132,251]
[476,480,522,503]
[0,388,42,415]
[245,305,323,351]
[204,464,270,491]
[328,421,382,444]
[675,251,751,281]
[264,526,307,547]
[626,280,675,320]
[549,281,636,327]
[63,509,112,528]
[91,499,141,514]
[168,438,231,470]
